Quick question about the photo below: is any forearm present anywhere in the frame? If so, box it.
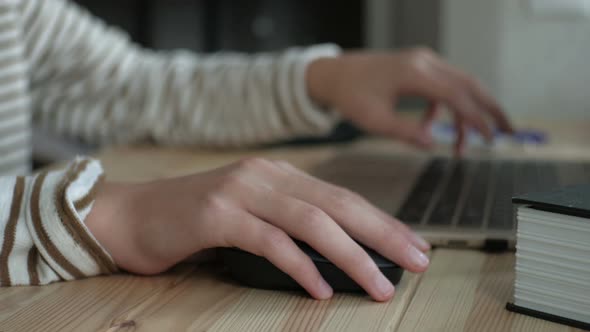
[24,0,342,147]
[133,45,343,147]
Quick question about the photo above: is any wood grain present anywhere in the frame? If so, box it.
[0,264,420,332]
[2,116,590,331]
[397,250,585,332]
[0,266,197,331]
[204,270,422,332]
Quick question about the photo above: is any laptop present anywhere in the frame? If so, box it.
[310,149,590,250]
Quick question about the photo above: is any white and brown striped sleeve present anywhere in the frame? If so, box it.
[18,0,341,148]
[0,157,117,287]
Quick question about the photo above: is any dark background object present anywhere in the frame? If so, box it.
[71,0,439,145]
[72,1,441,52]
[73,0,365,51]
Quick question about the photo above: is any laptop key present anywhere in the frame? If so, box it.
[488,162,515,230]
[396,158,448,224]
[457,160,491,228]
[536,162,559,192]
[427,160,467,225]
[395,157,590,234]
[514,161,540,195]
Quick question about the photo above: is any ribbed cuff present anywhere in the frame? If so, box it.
[25,157,117,281]
[291,43,342,134]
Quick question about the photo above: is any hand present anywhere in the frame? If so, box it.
[307,47,514,155]
[86,158,430,302]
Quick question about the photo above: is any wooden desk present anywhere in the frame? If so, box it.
[1,118,588,332]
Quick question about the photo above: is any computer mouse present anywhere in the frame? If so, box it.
[220,240,403,293]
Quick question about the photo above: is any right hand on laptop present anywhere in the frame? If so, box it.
[86,158,430,302]
[307,47,515,155]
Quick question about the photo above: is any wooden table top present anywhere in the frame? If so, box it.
[1,117,589,332]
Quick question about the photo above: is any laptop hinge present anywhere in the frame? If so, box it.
[483,239,510,252]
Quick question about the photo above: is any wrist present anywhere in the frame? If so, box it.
[85,181,153,273]
[306,56,341,107]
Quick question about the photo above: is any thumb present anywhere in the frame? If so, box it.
[346,98,434,149]
[421,101,441,129]
[388,112,435,149]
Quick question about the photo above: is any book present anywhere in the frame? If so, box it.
[507,184,590,330]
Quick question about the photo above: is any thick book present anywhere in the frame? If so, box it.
[508,184,590,330]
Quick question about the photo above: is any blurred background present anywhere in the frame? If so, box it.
[37,0,590,163]
[71,0,590,118]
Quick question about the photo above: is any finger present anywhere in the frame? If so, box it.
[390,111,435,148]
[244,185,395,301]
[419,102,441,144]
[276,160,431,252]
[454,115,466,157]
[270,163,430,274]
[370,203,431,252]
[406,72,494,141]
[432,61,514,133]
[273,160,430,251]
[224,210,334,300]
[422,102,440,128]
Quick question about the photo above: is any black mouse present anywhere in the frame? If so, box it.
[220,240,403,293]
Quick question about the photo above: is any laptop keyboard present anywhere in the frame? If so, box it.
[396,158,590,230]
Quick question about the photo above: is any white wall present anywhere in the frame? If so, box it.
[443,0,590,118]
[366,0,440,50]
[365,0,397,48]
[442,1,504,99]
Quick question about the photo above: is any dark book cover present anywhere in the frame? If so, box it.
[509,184,590,330]
[512,184,590,219]
[506,303,590,330]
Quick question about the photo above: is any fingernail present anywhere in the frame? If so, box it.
[317,278,333,300]
[374,272,395,297]
[411,233,431,251]
[408,245,430,268]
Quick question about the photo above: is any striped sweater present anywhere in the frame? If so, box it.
[0,0,340,286]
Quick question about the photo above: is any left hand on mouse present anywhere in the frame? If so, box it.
[85,158,430,302]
